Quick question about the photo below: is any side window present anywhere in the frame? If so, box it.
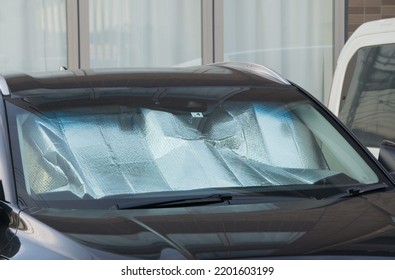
[338,44,395,148]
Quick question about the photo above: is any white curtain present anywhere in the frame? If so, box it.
[0,0,334,102]
[223,0,333,102]
[0,0,67,73]
[89,0,202,68]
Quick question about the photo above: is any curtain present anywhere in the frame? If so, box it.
[89,0,202,68]
[223,0,333,102]
[0,0,67,73]
[0,0,334,102]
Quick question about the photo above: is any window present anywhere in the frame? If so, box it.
[223,0,334,102]
[89,0,202,67]
[0,0,67,72]
[338,43,395,148]
[0,0,342,103]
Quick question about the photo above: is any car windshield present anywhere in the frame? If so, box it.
[5,85,382,208]
[338,43,395,150]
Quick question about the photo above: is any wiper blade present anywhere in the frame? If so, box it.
[110,193,233,210]
[331,183,387,199]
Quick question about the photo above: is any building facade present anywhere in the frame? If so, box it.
[348,0,395,37]
[0,0,359,103]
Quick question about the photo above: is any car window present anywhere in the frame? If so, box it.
[6,86,380,206]
[338,43,395,148]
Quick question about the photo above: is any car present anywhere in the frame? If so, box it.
[1,62,395,260]
[328,18,395,160]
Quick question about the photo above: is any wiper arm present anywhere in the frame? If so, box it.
[110,193,233,210]
[330,183,387,200]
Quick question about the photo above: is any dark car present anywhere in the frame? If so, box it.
[1,62,395,260]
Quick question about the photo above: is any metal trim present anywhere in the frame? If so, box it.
[0,76,10,96]
[67,0,79,69]
[201,0,214,65]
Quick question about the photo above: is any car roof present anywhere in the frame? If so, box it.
[348,17,395,40]
[0,62,290,98]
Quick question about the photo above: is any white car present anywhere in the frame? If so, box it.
[328,18,395,161]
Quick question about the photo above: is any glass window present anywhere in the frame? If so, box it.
[0,0,67,72]
[223,0,334,102]
[89,0,202,67]
[338,43,395,148]
[7,85,379,208]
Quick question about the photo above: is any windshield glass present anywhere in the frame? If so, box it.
[6,86,381,208]
[339,43,395,149]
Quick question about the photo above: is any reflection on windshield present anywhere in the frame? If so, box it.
[10,97,378,200]
[339,43,395,147]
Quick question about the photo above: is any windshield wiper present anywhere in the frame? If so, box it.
[109,181,388,210]
[329,183,387,200]
[110,193,233,210]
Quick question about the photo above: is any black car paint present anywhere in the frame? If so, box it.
[0,200,96,260]
[2,190,395,259]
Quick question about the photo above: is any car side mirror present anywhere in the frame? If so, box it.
[378,140,395,175]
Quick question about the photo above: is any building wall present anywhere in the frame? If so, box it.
[348,0,395,38]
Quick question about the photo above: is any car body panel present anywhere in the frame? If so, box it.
[2,192,395,259]
[0,200,96,259]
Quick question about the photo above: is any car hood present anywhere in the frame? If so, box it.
[0,201,97,260]
[4,191,395,259]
